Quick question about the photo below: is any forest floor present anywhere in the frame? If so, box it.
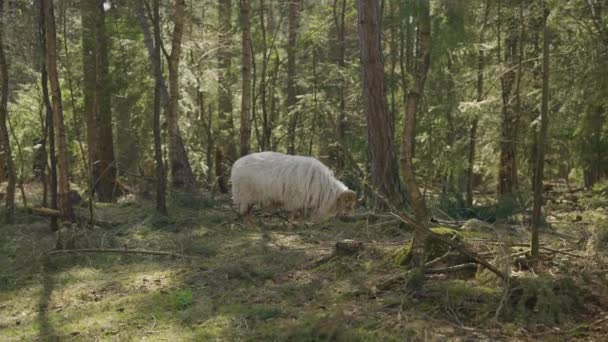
[1,183,608,341]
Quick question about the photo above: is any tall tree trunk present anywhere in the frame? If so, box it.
[466,0,490,207]
[95,1,116,202]
[286,0,300,155]
[81,0,116,202]
[167,0,196,189]
[333,0,347,168]
[38,0,58,230]
[259,0,271,151]
[401,0,429,222]
[81,0,117,203]
[216,0,235,193]
[152,0,167,214]
[240,0,252,157]
[135,0,168,212]
[498,0,520,198]
[0,0,16,224]
[531,3,550,261]
[398,1,411,137]
[43,0,75,221]
[400,0,431,267]
[358,0,402,207]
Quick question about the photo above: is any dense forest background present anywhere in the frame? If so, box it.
[1,0,608,340]
[0,0,606,216]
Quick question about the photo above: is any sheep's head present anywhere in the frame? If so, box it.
[335,190,357,215]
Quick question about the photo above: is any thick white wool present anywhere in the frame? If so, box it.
[231,151,350,220]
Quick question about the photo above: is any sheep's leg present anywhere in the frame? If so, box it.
[239,203,256,228]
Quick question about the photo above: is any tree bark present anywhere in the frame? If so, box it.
[43,0,75,221]
[531,4,550,260]
[358,0,403,207]
[216,0,235,193]
[152,0,167,214]
[333,0,347,169]
[240,0,252,157]
[134,0,168,212]
[259,0,271,151]
[401,0,429,221]
[400,0,431,267]
[498,0,520,198]
[0,0,16,224]
[167,0,196,189]
[466,0,490,207]
[81,0,117,203]
[286,0,300,155]
[38,0,58,230]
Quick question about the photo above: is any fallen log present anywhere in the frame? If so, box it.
[30,207,115,227]
[424,263,478,274]
[48,248,187,258]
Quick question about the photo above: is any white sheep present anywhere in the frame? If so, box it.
[230,151,356,222]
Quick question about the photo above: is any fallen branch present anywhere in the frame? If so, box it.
[430,218,467,228]
[338,212,393,223]
[390,212,507,281]
[30,207,115,227]
[424,263,478,274]
[539,246,585,258]
[470,240,584,258]
[374,271,411,292]
[48,248,188,258]
[425,251,453,268]
[31,207,62,217]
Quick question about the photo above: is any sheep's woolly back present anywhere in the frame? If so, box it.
[231,152,350,219]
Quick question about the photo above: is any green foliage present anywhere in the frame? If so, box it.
[171,288,194,310]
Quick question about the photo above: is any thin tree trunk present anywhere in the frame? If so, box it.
[333,0,347,168]
[259,0,270,151]
[43,0,75,221]
[216,0,235,193]
[309,48,318,155]
[166,0,196,189]
[152,0,167,214]
[466,0,490,207]
[0,0,15,224]
[7,116,28,209]
[240,0,252,157]
[498,0,520,198]
[400,0,431,268]
[531,4,550,261]
[95,0,116,202]
[358,0,402,207]
[286,0,300,155]
[38,0,58,230]
[401,0,430,222]
[269,48,280,150]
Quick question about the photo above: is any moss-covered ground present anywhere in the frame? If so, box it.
[1,184,607,341]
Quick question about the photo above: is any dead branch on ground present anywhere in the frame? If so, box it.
[48,248,189,258]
